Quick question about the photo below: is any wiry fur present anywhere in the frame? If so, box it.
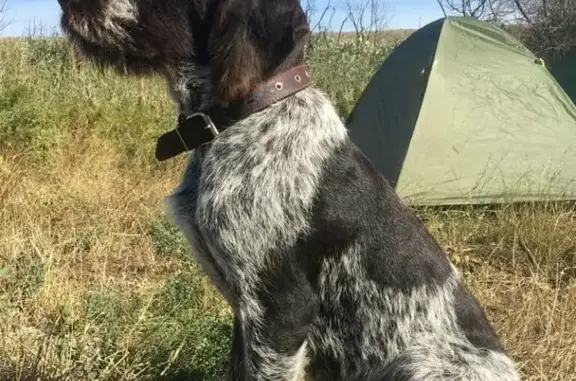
[167,86,521,381]
[58,1,522,380]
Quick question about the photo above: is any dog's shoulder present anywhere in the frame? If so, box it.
[306,138,455,290]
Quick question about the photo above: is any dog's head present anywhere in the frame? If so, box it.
[58,0,310,114]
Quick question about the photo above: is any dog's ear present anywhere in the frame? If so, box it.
[208,0,310,104]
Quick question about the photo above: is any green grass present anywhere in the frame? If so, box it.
[0,34,575,381]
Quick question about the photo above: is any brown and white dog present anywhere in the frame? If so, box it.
[57,1,521,380]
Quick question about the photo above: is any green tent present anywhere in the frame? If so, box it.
[347,16,576,206]
[551,46,576,104]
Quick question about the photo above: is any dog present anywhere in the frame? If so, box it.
[57,1,521,380]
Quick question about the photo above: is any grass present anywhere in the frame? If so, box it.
[0,32,575,381]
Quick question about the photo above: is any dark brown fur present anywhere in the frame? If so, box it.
[58,0,309,106]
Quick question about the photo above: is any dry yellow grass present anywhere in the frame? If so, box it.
[0,35,575,381]
[0,136,232,381]
[424,206,576,380]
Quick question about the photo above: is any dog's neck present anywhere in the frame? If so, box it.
[156,64,312,162]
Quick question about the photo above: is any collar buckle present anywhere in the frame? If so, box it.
[188,112,219,138]
[156,65,311,162]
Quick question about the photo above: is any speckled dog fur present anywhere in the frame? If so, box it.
[58,0,521,380]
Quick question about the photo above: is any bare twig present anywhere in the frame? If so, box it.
[436,0,448,16]
[512,0,532,23]
[0,0,13,33]
[519,237,540,272]
[470,0,488,17]
[342,0,389,41]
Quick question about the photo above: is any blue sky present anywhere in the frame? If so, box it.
[0,0,445,36]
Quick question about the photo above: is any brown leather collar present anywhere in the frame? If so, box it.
[155,64,311,162]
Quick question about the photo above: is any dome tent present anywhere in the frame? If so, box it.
[347,16,576,206]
